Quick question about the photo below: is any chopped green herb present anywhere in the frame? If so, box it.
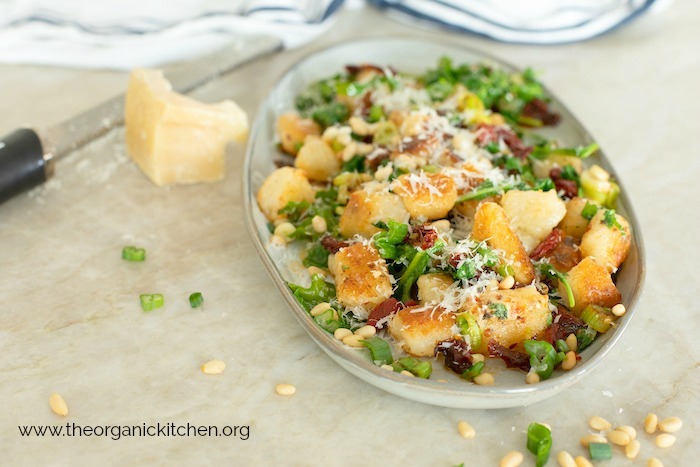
[560,165,579,182]
[342,155,366,173]
[303,243,330,268]
[367,105,385,123]
[189,292,203,308]
[122,246,146,262]
[288,274,336,312]
[539,263,575,308]
[455,260,477,280]
[581,201,599,220]
[489,303,509,320]
[603,209,624,232]
[140,293,164,312]
[576,327,597,352]
[395,250,430,302]
[313,308,345,333]
[312,102,349,128]
[485,142,500,154]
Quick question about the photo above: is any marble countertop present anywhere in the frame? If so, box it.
[1,4,698,466]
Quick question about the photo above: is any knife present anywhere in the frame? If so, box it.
[0,34,282,204]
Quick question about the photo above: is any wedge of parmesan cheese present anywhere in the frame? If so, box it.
[125,69,248,186]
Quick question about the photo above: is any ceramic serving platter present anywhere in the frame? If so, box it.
[243,37,645,409]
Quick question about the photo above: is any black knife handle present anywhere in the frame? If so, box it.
[0,128,49,204]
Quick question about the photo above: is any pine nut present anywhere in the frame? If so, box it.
[608,429,631,446]
[525,371,540,384]
[473,372,495,386]
[380,364,394,371]
[342,334,365,348]
[574,456,593,467]
[565,333,577,351]
[561,351,577,370]
[307,266,326,277]
[499,451,523,467]
[201,359,226,375]
[273,222,296,238]
[644,413,658,434]
[556,450,576,467]
[457,420,476,439]
[400,370,414,377]
[310,302,332,317]
[269,234,287,247]
[49,393,68,417]
[311,215,327,233]
[611,303,626,316]
[499,275,515,289]
[625,439,640,459]
[275,383,296,395]
[588,415,611,431]
[471,353,485,363]
[655,433,676,448]
[658,416,682,433]
[334,328,353,340]
[580,434,607,447]
[354,325,377,339]
[616,425,636,440]
[431,220,451,233]
[647,458,664,467]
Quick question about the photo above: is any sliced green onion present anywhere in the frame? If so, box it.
[392,357,432,379]
[580,304,615,333]
[539,263,575,308]
[576,327,597,352]
[288,274,336,312]
[313,308,343,333]
[140,293,164,312]
[527,422,553,467]
[456,313,482,350]
[122,246,146,262]
[461,361,484,381]
[395,250,430,302]
[581,201,599,220]
[588,442,612,461]
[524,340,558,380]
[555,339,569,353]
[361,336,393,366]
[189,292,203,308]
[489,302,508,320]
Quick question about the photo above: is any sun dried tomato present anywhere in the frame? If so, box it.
[320,236,349,254]
[435,339,473,375]
[530,228,564,260]
[488,340,531,371]
[521,99,561,126]
[367,298,403,329]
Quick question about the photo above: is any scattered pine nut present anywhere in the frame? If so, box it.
[275,383,296,396]
[380,364,394,371]
[471,353,485,363]
[580,434,607,447]
[655,433,676,448]
[574,456,593,467]
[611,303,626,316]
[269,234,287,247]
[201,360,226,375]
[499,451,523,467]
[400,370,414,377]
[334,328,353,340]
[644,413,658,434]
[49,393,68,417]
[307,266,326,277]
[310,302,332,317]
[625,439,641,460]
[658,416,682,433]
[354,325,376,339]
[616,425,637,440]
[342,334,365,348]
[525,371,540,384]
[608,429,631,446]
[561,351,577,371]
[457,420,476,439]
[647,458,664,467]
[499,275,515,290]
[556,450,576,467]
[273,222,295,238]
[473,372,495,386]
[589,415,612,431]
[311,215,327,233]
[565,333,577,352]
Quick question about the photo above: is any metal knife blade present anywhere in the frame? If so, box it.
[0,34,282,204]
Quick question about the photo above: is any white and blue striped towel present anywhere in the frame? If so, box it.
[0,0,344,69]
[370,0,661,44]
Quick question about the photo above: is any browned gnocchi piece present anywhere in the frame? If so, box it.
[277,113,320,155]
[462,286,550,352]
[558,197,593,239]
[561,256,622,315]
[329,242,393,313]
[417,273,455,304]
[472,201,535,285]
[294,135,341,182]
[256,167,315,222]
[388,306,456,357]
[499,189,567,253]
[339,189,409,238]
[579,209,631,273]
[391,172,458,220]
